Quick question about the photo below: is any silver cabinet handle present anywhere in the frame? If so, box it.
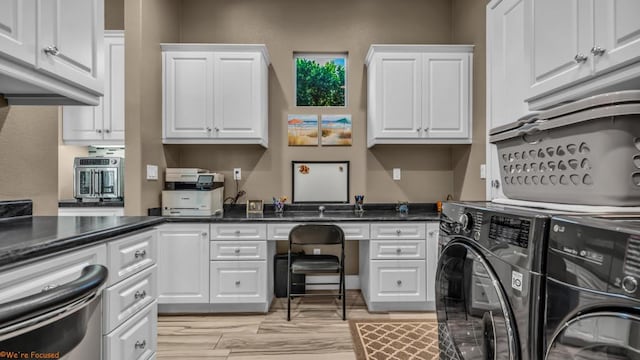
[206,127,212,132]
[234,248,241,254]
[396,248,402,253]
[416,127,422,132]
[591,46,606,56]
[96,129,103,134]
[104,129,111,134]
[235,230,241,235]
[134,290,147,300]
[424,127,429,132]
[396,229,402,235]
[396,280,402,286]
[44,45,60,56]
[42,284,58,292]
[574,53,588,63]
[428,231,435,237]
[134,249,147,258]
[235,280,241,286]
[215,127,220,132]
[135,340,146,349]
[201,232,207,237]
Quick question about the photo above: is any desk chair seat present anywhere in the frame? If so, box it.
[291,255,340,273]
[287,224,345,321]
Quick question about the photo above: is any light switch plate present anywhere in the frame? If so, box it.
[393,168,401,181]
[146,165,158,180]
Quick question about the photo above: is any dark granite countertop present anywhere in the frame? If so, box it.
[59,199,125,208]
[0,216,164,269]
[165,203,440,222]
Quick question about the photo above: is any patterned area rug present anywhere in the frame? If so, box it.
[349,319,439,360]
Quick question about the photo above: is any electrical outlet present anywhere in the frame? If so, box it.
[480,164,487,179]
[313,248,321,255]
[393,168,401,181]
[233,168,241,180]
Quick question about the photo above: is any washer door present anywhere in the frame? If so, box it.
[436,241,518,360]
[547,312,640,360]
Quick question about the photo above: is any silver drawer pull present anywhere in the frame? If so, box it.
[42,284,58,292]
[396,280,402,286]
[428,231,435,237]
[43,45,60,56]
[396,248,402,253]
[134,290,147,300]
[235,280,241,286]
[201,232,207,237]
[134,340,146,349]
[135,249,147,258]
[590,46,606,56]
[235,230,241,235]
[234,248,241,254]
[574,53,588,63]
[396,229,402,235]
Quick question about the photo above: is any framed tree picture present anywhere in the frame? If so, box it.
[295,53,347,107]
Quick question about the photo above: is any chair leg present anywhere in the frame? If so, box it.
[287,264,291,321]
[338,272,343,300]
[342,269,346,321]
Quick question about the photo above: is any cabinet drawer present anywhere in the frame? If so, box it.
[210,261,266,303]
[0,245,106,303]
[340,223,370,240]
[370,260,426,302]
[210,241,267,260]
[370,222,425,240]
[104,265,157,333]
[211,224,266,240]
[104,301,157,360]
[370,240,425,260]
[267,223,370,240]
[108,229,157,286]
[267,223,296,240]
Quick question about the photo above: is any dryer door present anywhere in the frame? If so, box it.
[546,312,640,360]
[436,241,518,360]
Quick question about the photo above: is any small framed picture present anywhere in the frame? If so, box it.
[246,200,264,215]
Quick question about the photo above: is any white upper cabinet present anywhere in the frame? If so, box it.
[37,0,103,94]
[63,31,124,145]
[162,44,270,147]
[594,0,640,73]
[0,0,103,105]
[487,0,529,200]
[366,45,473,147]
[526,0,640,109]
[0,0,36,65]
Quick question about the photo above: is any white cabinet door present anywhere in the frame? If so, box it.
[62,99,104,142]
[422,53,470,139]
[425,222,439,306]
[163,51,214,139]
[0,0,36,65]
[157,224,210,304]
[527,0,593,99]
[103,32,125,143]
[104,302,157,360]
[374,53,422,138]
[594,0,640,73]
[37,0,104,93]
[369,260,426,303]
[213,52,262,139]
[210,260,267,304]
[487,0,529,200]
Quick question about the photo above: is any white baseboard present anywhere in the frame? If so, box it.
[305,275,360,290]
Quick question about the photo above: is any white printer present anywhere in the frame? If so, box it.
[162,168,224,216]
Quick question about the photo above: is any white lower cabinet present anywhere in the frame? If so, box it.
[210,260,267,304]
[104,301,158,360]
[370,260,426,303]
[157,224,210,304]
[104,229,158,360]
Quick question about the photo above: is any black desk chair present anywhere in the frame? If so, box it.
[287,224,346,321]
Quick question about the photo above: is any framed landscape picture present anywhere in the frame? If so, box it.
[295,53,347,107]
[321,115,352,146]
[288,114,319,146]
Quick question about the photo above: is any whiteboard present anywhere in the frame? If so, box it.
[292,161,349,203]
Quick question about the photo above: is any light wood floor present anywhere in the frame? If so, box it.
[157,290,436,360]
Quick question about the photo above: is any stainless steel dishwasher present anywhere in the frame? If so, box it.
[0,265,107,360]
